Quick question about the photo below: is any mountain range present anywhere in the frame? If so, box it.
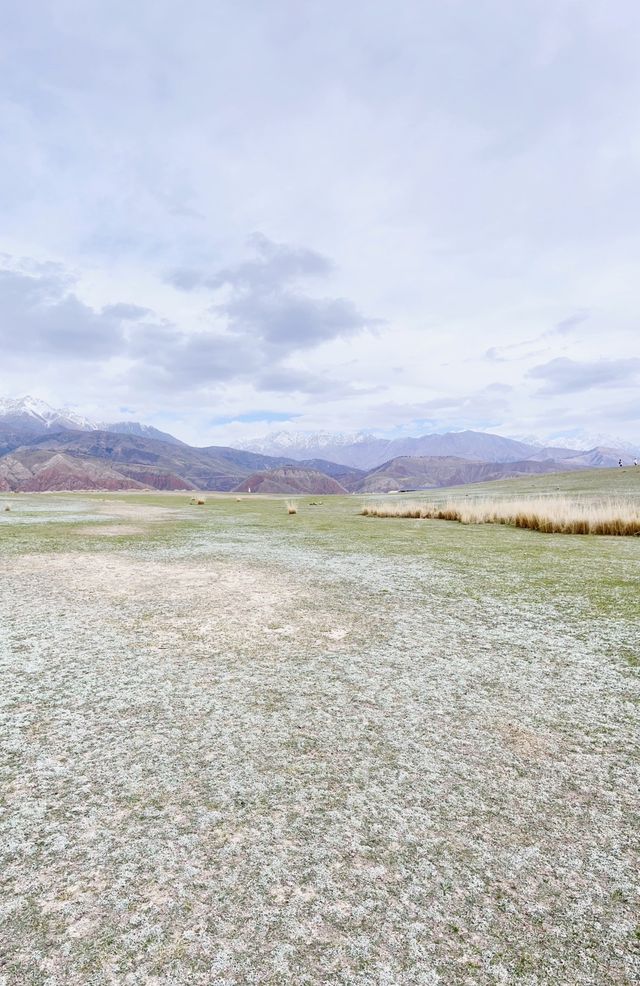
[0,396,638,494]
[0,396,183,452]
[238,428,638,470]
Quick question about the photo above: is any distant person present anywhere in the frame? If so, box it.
[619,458,623,467]
[635,459,638,467]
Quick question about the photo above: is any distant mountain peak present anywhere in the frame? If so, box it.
[103,421,186,446]
[0,395,98,431]
[238,428,537,470]
[0,395,183,447]
[542,433,640,454]
[239,429,376,452]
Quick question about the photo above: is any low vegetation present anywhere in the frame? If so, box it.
[2,484,638,983]
[362,495,640,535]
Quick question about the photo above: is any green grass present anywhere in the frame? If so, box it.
[1,472,639,984]
[430,464,640,499]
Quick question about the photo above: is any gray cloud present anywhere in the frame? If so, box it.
[256,367,337,395]
[254,367,379,401]
[208,233,333,291]
[163,268,206,291]
[102,302,151,320]
[128,325,260,387]
[164,235,332,293]
[2,3,640,444]
[484,311,592,365]
[417,383,513,414]
[166,234,374,351]
[554,310,590,334]
[593,398,640,424]
[370,383,514,429]
[0,268,124,360]
[484,341,548,363]
[527,357,640,395]
[0,251,375,397]
[221,291,369,350]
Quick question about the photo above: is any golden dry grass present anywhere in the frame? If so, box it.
[362,496,640,535]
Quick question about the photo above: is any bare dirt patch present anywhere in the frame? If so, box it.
[76,524,147,537]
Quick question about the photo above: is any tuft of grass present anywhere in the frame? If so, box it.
[285,499,298,515]
[362,496,640,536]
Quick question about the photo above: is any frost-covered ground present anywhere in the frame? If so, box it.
[0,491,638,985]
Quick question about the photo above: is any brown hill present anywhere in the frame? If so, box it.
[234,467,347,495]
[354,456,576,493]
[3,430,366,492]
[0,449,193,492]
[12,431,355,492]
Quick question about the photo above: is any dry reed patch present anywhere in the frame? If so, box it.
[362,496,640,535]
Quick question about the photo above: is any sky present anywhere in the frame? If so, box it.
[1,0,639,447]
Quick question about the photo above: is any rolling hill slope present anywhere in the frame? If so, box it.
[0,416,635,495]
[354,455,575,493]
[0,449,192,492]
[234,467,347,495]
[0,430,363,492]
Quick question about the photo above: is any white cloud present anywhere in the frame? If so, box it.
[1,1,640,444]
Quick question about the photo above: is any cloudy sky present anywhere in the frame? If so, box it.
[1,0,639,446]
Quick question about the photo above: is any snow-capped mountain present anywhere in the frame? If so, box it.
[0,396,182,448]
[239,429,543,470]
[238,430,393,469]
[542,433,640,454]
[242,427,640,469]
[0,396,98,432]
[105,421,185,446]
[239,430,375,453]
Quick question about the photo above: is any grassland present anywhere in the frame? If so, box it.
[1,470,639,984]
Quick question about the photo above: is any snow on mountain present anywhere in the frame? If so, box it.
[243,427,640,469]
[543,433,640,454]
[0,396,182,447]
[238,431,392,469]
[0,396,99,431]
[239,430,376,453]
[104,421,185,446]
[3,400,638,466]
[239,429,541,469]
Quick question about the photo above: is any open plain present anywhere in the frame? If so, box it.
[1,472,639,984]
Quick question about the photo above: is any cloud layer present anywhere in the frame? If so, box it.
[1,2,639,445]
[1,236,375,400]
[528,357,640,395]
